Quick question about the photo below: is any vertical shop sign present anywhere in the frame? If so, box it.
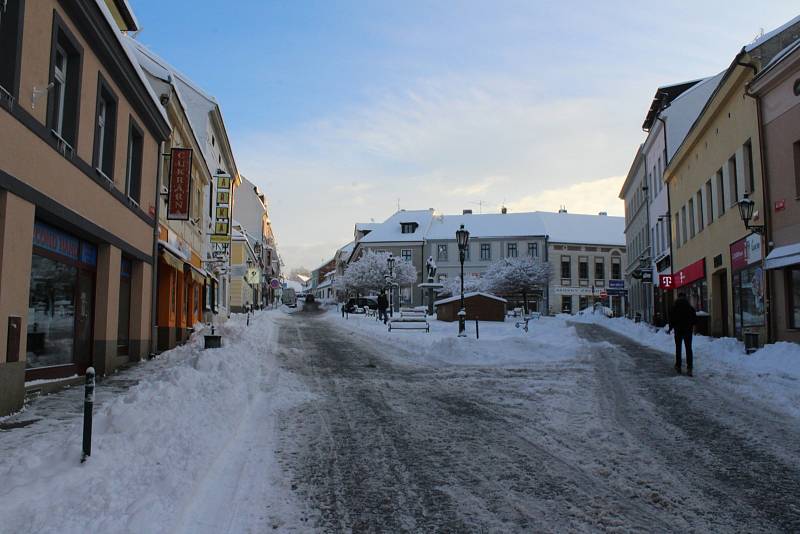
[210,172,232,260]
[167,148,193,220]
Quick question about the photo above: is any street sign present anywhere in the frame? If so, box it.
[641,270,653,283]
[608,279,625,289]
[606,288,628,296]
[599,291,608,299]
[270,278,280,289]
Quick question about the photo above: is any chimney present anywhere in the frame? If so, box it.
[463,209,472,215]
[558,205,567,214]
[501,206,507,214]
[598,211,607,216]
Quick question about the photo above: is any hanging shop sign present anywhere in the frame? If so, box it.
[167,148,193,220]
[244,268,261,285]
[209,172,233,259]
[608,279,625,289]
[730,233,762,272]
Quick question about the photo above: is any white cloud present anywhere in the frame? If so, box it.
[507,176,626,216]
[236,77,636,269]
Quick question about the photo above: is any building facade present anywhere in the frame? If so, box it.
[751,41,800,343]
[0,0,170,415]
[664,26,800,342]
[619,146,651,322]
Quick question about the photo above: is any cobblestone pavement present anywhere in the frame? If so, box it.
[274,316,800,533]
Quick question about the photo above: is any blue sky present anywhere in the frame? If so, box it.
[132,1,799,270]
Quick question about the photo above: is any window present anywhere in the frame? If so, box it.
[93,75,117,180]
[789,268,800,329]
[125,118,144,203]
[594,258,605,281]
[436,244,448,261]
[743,140,755,194]
[48,16,82,148]
[716,168,726,217]
[675,211,681,248]
[681,206,688,244]
[657,157,663,191]
[400,249,412,262]
[480,243,491,261]
[507,243,518,257]
[578,256,588,280]
[706,180,714,225]
[0,0,24,99]
[561,295,572,314]
[401,223,417,234]
[117,258,132,355]
[794,141,800,198]
[688,197,696,238]
[696,191,704,232]
[728,155,739,206]
[611,256,621,280]
[527,242,538,257]
[560,255,571,280]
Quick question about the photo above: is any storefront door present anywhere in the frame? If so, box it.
[74,269,94,371]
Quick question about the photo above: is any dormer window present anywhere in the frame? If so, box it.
[401,222,418,234]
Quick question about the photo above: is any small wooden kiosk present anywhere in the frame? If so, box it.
[434,292,507,322]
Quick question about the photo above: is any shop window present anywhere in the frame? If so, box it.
[579,296,588,311]
[47,15,82,149]
[117,258,132,355]
[0,0,24,100]
[125,118,144,203]
[507,243,518,258]
[27,255,77,369]
[93,75,117,180]
[194,284,200,320]
[789,268,800,329]
[561,295,572,314]
[733,265,765,337]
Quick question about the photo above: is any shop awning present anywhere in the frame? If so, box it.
[159,246,185,271]
[765,243,800,270]
[186,264,207,285]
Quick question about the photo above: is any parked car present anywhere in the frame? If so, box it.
[344,296,379,313]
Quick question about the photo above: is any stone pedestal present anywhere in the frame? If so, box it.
[418,281,444,316]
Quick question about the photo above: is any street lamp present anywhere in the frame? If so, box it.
[386,254,396,317]
[456,224,470,337]
[738,193,765,234]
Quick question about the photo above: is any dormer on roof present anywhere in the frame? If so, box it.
[400,222,419,234]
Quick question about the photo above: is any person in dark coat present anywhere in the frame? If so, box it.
[669,293,697,376]
[377,291,389,324]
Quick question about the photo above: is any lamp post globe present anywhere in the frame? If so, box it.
[738,194,754,227]
[456,224,470,337]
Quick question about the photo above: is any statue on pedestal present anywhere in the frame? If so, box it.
[426,256,437,283]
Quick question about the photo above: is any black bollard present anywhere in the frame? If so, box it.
[81,367,95,463]
[475,317,479,339]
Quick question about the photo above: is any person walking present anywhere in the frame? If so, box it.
[668,292,697,376]
[377,290,389,324]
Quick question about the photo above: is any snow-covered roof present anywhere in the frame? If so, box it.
[359,209,435,243]
[355,222,381,232]
[434,292,507,306]
[744,14,800,53]
[337,241,355,256]
[426,212,546,240]
[537,211,625,246]
[755,39,800,82]
[661,71,725,161]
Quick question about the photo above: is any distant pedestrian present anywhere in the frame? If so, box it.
[668,293,697,376]
[377,291,389,324]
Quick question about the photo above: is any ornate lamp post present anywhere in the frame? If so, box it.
[738,193,765,234]
[387,254,396,317]
[456,224,470,337]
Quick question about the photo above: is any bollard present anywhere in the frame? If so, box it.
[247,311,250,326]
[475,317,479,339]
[81,367,95,463]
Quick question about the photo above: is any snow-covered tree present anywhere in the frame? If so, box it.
[483,256,550,313]
[435,275,485,298]
[336,250,417,296]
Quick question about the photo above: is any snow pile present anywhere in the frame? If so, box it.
[573,313,800,419]
[0,311,296,533]
[327,311,589,366]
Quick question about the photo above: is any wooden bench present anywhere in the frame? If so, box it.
[388,316,430,332]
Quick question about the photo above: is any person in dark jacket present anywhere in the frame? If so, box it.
[669,293,697,376]
[377,291,389,324]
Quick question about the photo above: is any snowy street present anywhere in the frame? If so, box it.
[275,312,800,532]
[2,309,800,532]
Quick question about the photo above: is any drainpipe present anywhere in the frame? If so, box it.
[150,140,165,358]
[544,235,550,314]
[745,77,773,344]
[657,116,675,319]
